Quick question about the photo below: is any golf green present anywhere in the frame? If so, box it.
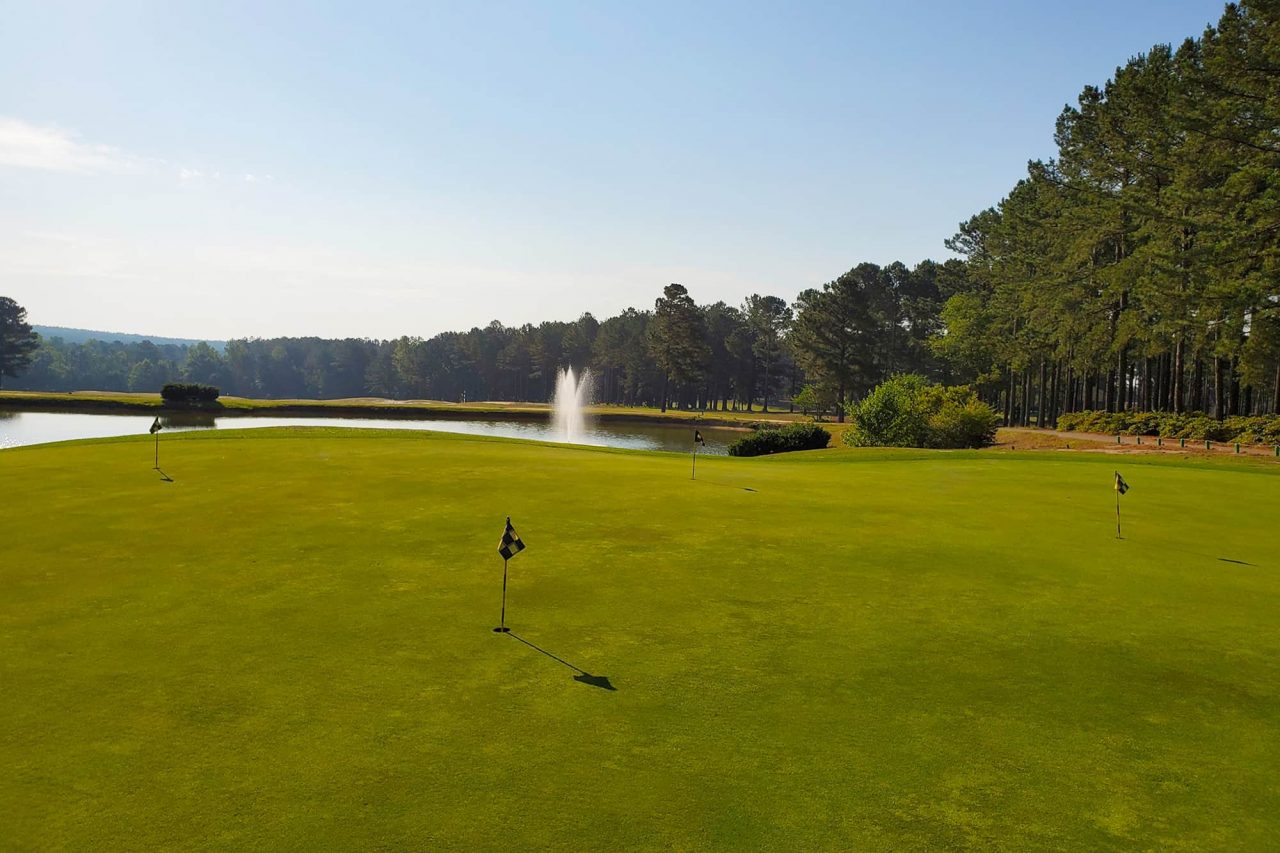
[2,429,1277,849]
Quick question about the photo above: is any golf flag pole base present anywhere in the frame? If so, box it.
[691,429,705,479]
[495,553,510,633]
[1115,491,1121,539]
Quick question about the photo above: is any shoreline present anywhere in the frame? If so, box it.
[0,391,778,430]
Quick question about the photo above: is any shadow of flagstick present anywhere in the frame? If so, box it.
[694,480,757,492]
[506,632,616,691]
[155,468,174,482]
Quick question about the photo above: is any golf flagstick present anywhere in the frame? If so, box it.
[494,517,525,633]
[1113,471,1129,539]
[149,416,163,470]
[691,428,705,480]
[497,557,510,632]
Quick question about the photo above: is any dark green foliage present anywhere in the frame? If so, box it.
[846,374,931,448]
[941,3,1280,420]
[647,284,711,411]
[743,294,792,412]
[846,375,999,449]
[0,297,41,389]
[11,275,940,413]
[1057,410,1280,444]
[792,383,840,420]
[726,423,831,456]
[161,383,221,403]
[790,262,954,421]
[922,385,1002,449]
[127,359,171,392]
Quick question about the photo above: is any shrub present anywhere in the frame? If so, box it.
[727,423,831,457]
[161,382,220,403]
[920,385,1002,449]
[845,374,931,448]
[1054,410,1280,444]
[845,375,999,449]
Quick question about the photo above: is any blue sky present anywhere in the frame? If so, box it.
[1,0,1225,339]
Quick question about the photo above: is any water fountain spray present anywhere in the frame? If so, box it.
[551,367,592,443]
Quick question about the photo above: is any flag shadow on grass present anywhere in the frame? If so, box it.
[507,632,616,691]
[1127,537,1261,569]
[692,479,757,492]
[155,468,174,482]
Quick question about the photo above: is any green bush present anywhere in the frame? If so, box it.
[1054,410,1280,444]
[920,385,1002,449]
[845,375,999,449]
[161,382,220,403]
[845,374,931,448]
[727,423,831,457]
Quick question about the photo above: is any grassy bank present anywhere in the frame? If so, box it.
[0,390,798,427]
[2,431,1277,848]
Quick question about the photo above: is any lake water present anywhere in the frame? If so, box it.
[0,410,740,455]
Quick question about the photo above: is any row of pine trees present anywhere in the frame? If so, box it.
[938,1,1280,422]
[14,260,953,417]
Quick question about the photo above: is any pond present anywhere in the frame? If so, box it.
[0,410,742,455]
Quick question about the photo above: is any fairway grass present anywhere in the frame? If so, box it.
[2,430,1277,849]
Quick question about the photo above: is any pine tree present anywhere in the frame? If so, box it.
[0,297,41,390]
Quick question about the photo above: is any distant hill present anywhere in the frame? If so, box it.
[32,326,227,352]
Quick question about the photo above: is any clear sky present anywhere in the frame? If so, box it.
[1,0,1225,340]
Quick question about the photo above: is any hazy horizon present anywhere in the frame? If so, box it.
[2,1,1222,340]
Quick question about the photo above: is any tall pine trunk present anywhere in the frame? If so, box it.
[1026,368,1034,426]
[1229,357,1241,416]
[1004,369,1014,426]
[1192,360,1204,413]
[1036,360,1047,427]
[1214,358,1226,421]
[1172,337,1184,413]
[1117,348,1128,412]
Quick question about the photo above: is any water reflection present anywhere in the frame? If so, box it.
[160,411,218,429]
[0,410,741,454]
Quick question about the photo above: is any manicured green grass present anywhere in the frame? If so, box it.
[1,430,1277,849]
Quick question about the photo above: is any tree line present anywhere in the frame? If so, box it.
[937,0,1280,422]
[6,259,956,420]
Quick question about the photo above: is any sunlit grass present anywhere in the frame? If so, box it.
[2,430,1277,849]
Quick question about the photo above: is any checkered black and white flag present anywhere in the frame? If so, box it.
[498,517,525,561]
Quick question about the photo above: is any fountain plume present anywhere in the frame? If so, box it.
[551,367,592,443]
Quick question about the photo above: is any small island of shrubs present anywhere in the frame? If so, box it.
[161,383,221,405]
